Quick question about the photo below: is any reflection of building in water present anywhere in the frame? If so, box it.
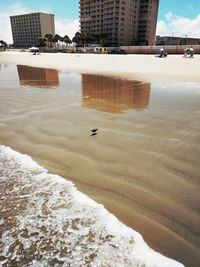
[82,74,151,113]
[17,65,59,88]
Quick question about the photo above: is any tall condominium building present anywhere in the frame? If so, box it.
[80,0,159,46]
[10,12,55,47]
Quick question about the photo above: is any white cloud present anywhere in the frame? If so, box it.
[157,12,200,38]
[165,11,174,21]
[0,3,31,43]
[0,3,79,44]
[55,19,79,39]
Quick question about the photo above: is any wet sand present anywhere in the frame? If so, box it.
[0,62,200,267]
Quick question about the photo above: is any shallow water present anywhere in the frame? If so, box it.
[0,145,183,267]
[0,64,200,267]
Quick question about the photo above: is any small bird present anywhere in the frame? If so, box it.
[91,128,98,133]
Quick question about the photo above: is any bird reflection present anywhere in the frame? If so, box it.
[82,74,151,114]
[90,128,98,136]
[91,132,98,136]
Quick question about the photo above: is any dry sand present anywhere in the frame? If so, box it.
[0,51,200,82]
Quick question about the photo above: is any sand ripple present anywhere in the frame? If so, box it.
[0,65,200,267]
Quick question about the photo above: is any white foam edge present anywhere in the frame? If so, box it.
[0,145,184,267]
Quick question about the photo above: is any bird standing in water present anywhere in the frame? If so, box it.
[91,128,98,133]
[91,128,98,136]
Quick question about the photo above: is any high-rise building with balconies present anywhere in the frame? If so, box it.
[10,12,55,48]
[80,0,159,46]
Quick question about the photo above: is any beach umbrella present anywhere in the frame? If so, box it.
[184,48,194,52]
[29,47,39,52]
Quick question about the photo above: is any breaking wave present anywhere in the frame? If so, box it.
[0,145,184,267]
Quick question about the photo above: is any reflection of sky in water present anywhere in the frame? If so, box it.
[0,64,200,114]
[150,81,200,112]
[0,64,19,85]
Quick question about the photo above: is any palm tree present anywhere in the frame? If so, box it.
[83,33,93,46]
[45,33,53,48]
[63,35,72,47]
[44,34,49,47]
[80,33,87,47]
[53,34,60,48]
[0,40,8,50]
[72,32,93,47]
[72,32,82,45]
[59,36,64,48]
[87,33,95,44]
[93,33,108,46]
[38,37,46,47]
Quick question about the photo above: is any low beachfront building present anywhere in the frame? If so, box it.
[10,12,55,48]
[156,36,200,46]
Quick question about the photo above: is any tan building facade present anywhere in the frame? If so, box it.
[10,12,55,47]
[80,0,159,46]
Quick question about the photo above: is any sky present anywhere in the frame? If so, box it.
[0,0,200,44]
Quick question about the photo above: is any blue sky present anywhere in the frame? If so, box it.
[158,0,200,20]
[1,0,200,20]
[0,0,79,20]
[0,0,200,43]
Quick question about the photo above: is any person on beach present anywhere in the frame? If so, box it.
[184,48,194,58]
[160,47,167,58]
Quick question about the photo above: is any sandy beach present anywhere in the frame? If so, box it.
[1,51,200,82]
[0,52,200,267]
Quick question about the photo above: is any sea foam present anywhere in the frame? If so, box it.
[0,145,184,267]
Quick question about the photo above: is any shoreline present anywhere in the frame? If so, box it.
[1,51,200,82]
[0,145,184,267]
